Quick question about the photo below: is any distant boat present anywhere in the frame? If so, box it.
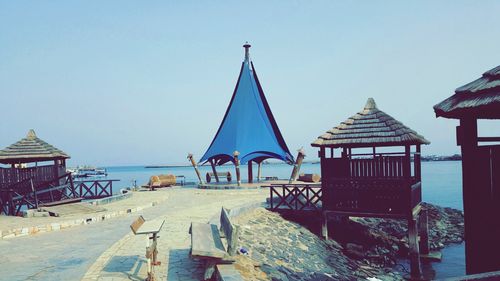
[68,166,107,178]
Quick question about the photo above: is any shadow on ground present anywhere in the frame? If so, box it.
[167,248,204,281]
[102,255,145,281]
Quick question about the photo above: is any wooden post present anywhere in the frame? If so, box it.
[187,154,204,184]
[248,160,253,183]
[210,160,219,183]
[257,162,262,181]
[289,148,306,183]
[404,145,411,178]
[418,209,430,255]
[322,211,329,240]
[30,179,39,209]
[415,145,422,181]
[408,217,422,279]
[233,151,241,186]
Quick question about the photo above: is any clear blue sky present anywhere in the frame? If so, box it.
[1,1,499,166]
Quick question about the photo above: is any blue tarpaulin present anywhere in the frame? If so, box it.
[200,46,294,165]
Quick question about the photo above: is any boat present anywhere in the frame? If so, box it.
[68,166,108,178]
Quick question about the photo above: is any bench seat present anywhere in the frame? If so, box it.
[190,222,227,259]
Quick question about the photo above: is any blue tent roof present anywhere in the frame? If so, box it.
[200,44,294,165]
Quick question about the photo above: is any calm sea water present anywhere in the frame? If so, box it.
[104,161,465,278]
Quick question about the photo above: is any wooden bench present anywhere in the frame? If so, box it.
[206,172,232,183]
[130,216,165,281]
[189,207,243,280]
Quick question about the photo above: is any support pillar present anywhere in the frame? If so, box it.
[408,217,422,279]
[289,148,306,183]
[248,160,253,183]
[418,209,430,255]
[233,151,241,186]
[210,160,219,183]
[257,162,262,181]
[322,211,329,240]
[187,154,204,184]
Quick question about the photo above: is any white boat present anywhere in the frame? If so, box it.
[68,166,107,178]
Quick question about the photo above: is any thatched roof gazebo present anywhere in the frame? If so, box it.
[0,130,69,188]
[312,98,430,278]
[434,65,500,275]
[0,129,69,165]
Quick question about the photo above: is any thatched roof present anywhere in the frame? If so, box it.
[434,65,500,119]
[312,98,430,148]
[0,130,70,164]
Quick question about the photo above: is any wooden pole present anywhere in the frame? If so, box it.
[248,160,253,183]
[322,211,329,240]
[257,162,262,181]
[415,145,422,181]
[187,154,204,184]
[210,160,220,183]
[233,151,241,186]
[289,148,306,183]
[408,217,422,279]
[418,209,430,255]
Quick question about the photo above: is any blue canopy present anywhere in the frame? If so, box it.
[200,44,294,165]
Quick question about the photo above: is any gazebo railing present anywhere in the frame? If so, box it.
[323,178,421,216]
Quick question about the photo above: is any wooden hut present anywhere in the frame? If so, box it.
[434,65,500,274]
[312,98,430,278]
[0,129,69,189]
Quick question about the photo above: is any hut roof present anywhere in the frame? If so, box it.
[434,65,500,119]
[0,130,70,164]
[312,98,430,148]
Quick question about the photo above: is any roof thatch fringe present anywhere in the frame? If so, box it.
[312,98,430,148]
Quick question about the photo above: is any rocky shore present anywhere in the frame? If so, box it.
[232,203,464,281]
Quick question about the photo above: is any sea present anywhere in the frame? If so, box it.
[103,160,464,279]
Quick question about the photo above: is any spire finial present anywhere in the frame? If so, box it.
[243,42,251,62]
[365,98,377,110]
[27,129,37,139]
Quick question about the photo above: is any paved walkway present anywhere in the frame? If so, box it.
[0,187,268,281]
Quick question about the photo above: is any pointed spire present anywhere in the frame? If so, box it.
[364,98,377,110]
[243,42,251,62]
[27,129,37,139]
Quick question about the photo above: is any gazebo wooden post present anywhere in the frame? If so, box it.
[415,145,422,181]
[408,216,422,279]
[257,162,262,181]
[289,148,305,183]
[233,151,241,186]
[248,160,253,183]
[187,154,204,184]
[210,160,220,183]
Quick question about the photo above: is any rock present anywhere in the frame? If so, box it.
[345,243,365,259]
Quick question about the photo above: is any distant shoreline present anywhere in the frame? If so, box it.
[143,156,461,168]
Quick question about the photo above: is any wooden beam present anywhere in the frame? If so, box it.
[247,160,253,183]
[210,160,220,183]
[289,148,306,183]
[188,154,204,184]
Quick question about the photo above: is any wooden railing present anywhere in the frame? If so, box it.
[323,178,421,217]
[0,165,63,189]
[321,156,409,179]
[0,173,73,216]
[68,179,119,199]
[268,184,322,211]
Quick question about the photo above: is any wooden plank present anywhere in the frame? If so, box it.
[190,222,227,259]
[136,219,164,235]
[130,216,145,235]
[215,264,244,281]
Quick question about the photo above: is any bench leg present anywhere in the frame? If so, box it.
[204,260,216,280]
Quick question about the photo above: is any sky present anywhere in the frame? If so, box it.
[1,1,499,166]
